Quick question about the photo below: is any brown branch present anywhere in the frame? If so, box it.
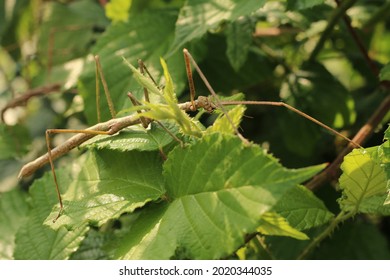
[306,93,390,190]
[335,0,380,77]
[1,83,61,123]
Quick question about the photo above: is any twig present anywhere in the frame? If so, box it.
[309,0,358,62]
[306,93,390,190]
[335,0,380,77]
[297,210,354,259]
[1,83,61,123]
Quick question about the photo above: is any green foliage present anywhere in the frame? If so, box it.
[1,0,390,260]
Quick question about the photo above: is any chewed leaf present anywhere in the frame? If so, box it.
[110,134,325,259]
[339,148,388,214]
[257,212,309,240]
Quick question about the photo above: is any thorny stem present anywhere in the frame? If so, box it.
[309,0,358,62]
[297,210,355,259]
[335,0,379,77]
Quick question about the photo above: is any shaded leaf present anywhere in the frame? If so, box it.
[226,17,253,71]
[0,189,28,259]
[38,0,108,66]
[380,63,390,81]
[287,0,325,11]
[272,185,334,231]
[169,0,265,54]
[70,229,109,260]
[0,124,30,159]
[278,63,356,157]
[311,221,390,259]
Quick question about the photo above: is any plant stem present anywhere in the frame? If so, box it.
[306,93,390,190]
[335,0,379,77]
[309,0,358,62]
[297,210,355,260]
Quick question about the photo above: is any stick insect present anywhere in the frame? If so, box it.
[18,49,362,222]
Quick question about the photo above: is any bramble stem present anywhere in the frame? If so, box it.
[306,93,390,190]
[297,211,354,259]
[309,0,357,62]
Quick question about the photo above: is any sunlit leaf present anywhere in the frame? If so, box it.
[14,169,89,260]
[257,212,309,240]
[45,149,165,229]
[338,148,389,214]
[105,0,132,23]
[109,134,324,259]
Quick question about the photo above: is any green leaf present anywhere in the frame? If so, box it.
[111,134,324,259]
[70,229,109,260]
[79,10,180,124]
[169,0,265,54]
[0,124,30,159]
[380,63,390,81]
[132,58,203,137]
[338,148,389,214]
[14,169,89,260]
[45,149,165,229]
[206,105,246,135]
[105,0,132,23]
[257,212,309,240]
[0,189,28,259]
[278,63,356,157]
[38,0,108,67]
[226,17,253,71]
[273,185,334,231]
[286,0,326,11]
[122,57,162,96]
[311,221,390,259]
[82,121,180,152]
